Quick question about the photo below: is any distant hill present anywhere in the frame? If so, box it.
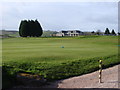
[2,30,18,34]
[0,30,58,38]
[0,30,19,38]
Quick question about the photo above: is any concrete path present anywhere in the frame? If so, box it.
[42,65,119,88]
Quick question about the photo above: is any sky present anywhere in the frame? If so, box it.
[0,0,119,32]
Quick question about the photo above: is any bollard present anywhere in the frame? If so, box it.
[99,60,103,83]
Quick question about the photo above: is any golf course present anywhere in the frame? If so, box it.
[2,35,119,88]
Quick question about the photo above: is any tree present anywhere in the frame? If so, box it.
[104,28,110,35]
[111,29,116,36]
[19,20,28,37]
[35,20,43,37]
[91,31,95,35]
[91,31,95,34]
[19,20,43,37]
[19,20,23,37]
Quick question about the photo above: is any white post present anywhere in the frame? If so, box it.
[99,60,103,83]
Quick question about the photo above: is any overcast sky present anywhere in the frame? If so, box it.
[0,1,118,32]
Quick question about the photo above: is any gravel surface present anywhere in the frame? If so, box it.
[42,65,120,88]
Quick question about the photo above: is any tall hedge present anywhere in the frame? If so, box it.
[19,20,43,37]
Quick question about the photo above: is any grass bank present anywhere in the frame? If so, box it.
[2,36,119,89]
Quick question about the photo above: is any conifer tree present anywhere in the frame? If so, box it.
[35,19,43,37]
[19,20,23,37]
[19,19,43,37]
[104,28,110,35]
[111,29,116,35]
[19,20,28,37]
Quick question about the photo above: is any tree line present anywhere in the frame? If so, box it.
[91,28,117,36]
[19,19,119,37]
[19,20,43,37]
[104,28,116,35]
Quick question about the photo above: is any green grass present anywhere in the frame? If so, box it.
[2,35,119,88]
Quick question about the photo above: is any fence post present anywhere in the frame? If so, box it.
[99,60,103,83]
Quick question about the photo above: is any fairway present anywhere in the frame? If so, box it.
[3,36,118,63]
[2,36,119,88]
